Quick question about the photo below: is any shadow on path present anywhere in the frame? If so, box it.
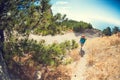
[80,48,85,57]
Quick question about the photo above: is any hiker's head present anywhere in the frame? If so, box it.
[81,35,85,38]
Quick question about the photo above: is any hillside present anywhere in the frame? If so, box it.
[29,31,120,80]
[0,0,119,80]
[69,34,120,80]
[1,30,120,80]
[85,34,120,80]
[29,32,120,80]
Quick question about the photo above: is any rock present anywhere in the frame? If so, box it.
[34,71,42,80]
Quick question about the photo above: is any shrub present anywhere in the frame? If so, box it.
[102,27,112,36]
[71,39,78,49]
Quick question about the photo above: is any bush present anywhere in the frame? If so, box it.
[32,42,67,66]
[112,26,120,34]
[71,40,78,49]
[102,27,112,36]
[4,38,78,67]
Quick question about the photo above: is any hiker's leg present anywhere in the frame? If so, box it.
[81,44,83,48]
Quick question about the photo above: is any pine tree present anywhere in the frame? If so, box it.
[102,27,112,36]
[0,0,51,69]
[112,26,120,34]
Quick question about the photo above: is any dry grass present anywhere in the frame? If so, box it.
[43,65,71,80]
[13,54,32,64]
[69,49,80,61]
[109,35,120,46]
[85,35,120,80]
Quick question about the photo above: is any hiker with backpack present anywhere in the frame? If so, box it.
[79,35,86,57]
[80,35,86,49]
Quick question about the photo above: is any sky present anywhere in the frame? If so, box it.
[50,0,120,30]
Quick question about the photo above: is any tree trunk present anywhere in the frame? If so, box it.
[0,29,11,79]
[0,29,4,42]
[0,29,4,53]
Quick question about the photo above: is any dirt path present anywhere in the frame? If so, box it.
[70,38,96,80]
[70,41,89,80]
[71,54,88,80]
[29,32,98,44]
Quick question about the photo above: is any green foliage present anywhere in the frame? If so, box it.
[112,26,120,34]
[0,0,52,39]
[41,0,51,13]
[0,0,52,66]
[71,39,78,49]
[63,57,73,65]
[0,0,88,79]
[1,0,79,67]
[31,40,78,66]
[73,21,93,32]
[4,39,37,60]
[63,40,71,50]
[64,20,93,32]
[33,12,87,35]
[102,27,112,36]
[102,26,120,36]
[33,12,64,36]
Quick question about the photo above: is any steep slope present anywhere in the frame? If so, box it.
[70,34,120,80]
[85,35,120,80]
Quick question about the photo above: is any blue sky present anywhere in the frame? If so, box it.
[50,0,120,30]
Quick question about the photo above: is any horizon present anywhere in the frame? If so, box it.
[50,0,120,30]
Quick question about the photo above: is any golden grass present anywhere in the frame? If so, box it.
[109,36,120,46]
[44,65,71,80]
[13,54,32,63]
[69,49,80,61]
[85,35,120,80]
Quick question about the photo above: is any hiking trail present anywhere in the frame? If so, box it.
[71,47,88,80]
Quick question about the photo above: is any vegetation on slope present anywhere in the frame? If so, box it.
[1,0,119,79]
[86,34,120,80]
[4,37,78,79]
[102,26,120,36]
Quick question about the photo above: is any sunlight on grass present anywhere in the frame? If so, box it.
[85,35,120,80]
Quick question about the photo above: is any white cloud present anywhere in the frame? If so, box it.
[52,6,70,15]
[55,1,68,5]
[65,11,120,26]
[51,1,70,15]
